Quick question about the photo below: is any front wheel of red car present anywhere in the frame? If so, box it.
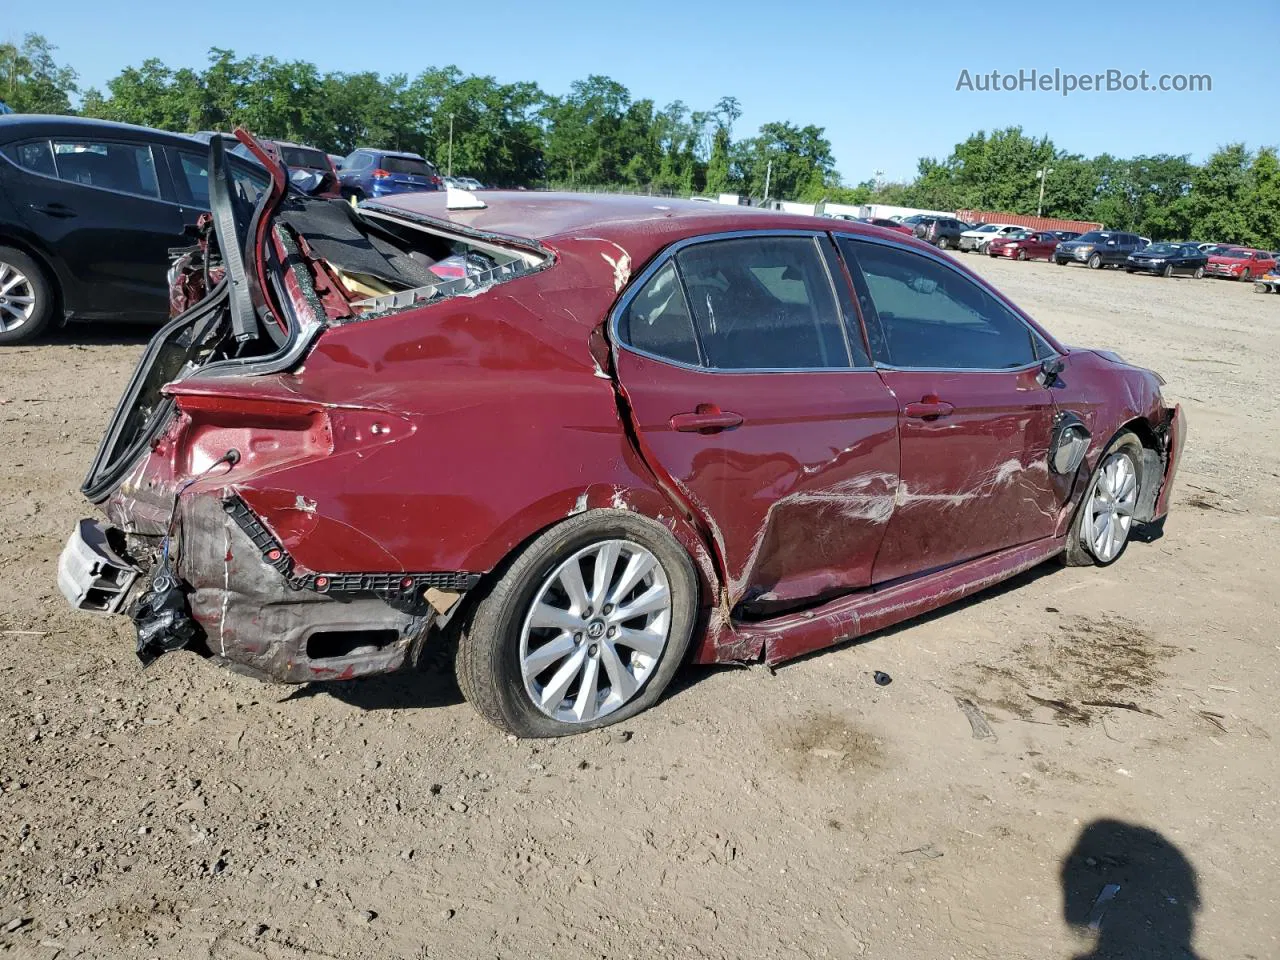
[456,510,699,737]
[1064,432,1143,567]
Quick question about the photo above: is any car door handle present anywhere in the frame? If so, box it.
[30,202,76,219]
[670,409,744,433]
[903,398,955,420]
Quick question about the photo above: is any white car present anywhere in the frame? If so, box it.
[957,223,1024,254]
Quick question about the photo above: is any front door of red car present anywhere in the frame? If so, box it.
[613,233,901,615]
[836,236,1061,584]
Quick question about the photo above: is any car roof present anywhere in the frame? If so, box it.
[351,147,428,160]
[0,113,206,147]
[368,191,944,267]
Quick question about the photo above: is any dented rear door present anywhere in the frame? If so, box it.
[613,232,900,616]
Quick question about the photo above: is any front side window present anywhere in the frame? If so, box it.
[839,238,1039,370]
[1,139,56,177]
[51,141,160,198]
[675,236,851,370]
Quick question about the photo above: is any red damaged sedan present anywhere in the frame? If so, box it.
[59,132,1185,737]
[987,229,1060,261]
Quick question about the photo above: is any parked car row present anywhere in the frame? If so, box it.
[942,222,1279,283]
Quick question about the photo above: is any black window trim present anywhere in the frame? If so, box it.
[2,135,192,209]
[609,229,869,375]
[834,231,1061,374]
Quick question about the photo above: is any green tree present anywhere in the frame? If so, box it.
[0,34,78,113]
[1247,147,1280,248]
[1185,144,1253,243]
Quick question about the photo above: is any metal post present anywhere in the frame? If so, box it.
[447,113,455,177]
[1036,167,1052,218]
[763,159,772,204]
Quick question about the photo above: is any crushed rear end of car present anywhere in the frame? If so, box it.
[59,130,550,682]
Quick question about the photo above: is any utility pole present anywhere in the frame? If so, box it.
[447,113,455,177]
[1036,167,1053,217]
[762,159,772,205]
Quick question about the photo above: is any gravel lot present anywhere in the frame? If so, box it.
[1,255,1277,959]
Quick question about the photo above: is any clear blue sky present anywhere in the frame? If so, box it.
[8,1,1276,182]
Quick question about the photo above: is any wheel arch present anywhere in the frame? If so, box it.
[0,232,66,322]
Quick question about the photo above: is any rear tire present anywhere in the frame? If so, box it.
[455,510,699,737]
[0,247,55,346]
[1063,431,1143,567]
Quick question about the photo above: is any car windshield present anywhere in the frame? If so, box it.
[1146,243,1180,255]
[974,225,999,233]
[1076,232,1110,243]
[1006,230,1033,240]
[1219,248,1250,259]
[383,156,432,176]
[279,146,328,170]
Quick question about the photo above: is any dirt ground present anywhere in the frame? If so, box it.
[2,255,1278,960]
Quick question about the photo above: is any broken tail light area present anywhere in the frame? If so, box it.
[62,490,481,681]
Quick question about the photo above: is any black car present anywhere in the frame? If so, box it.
[0,115,265,344]
[911,216,968,250]
[1053,230,1147,269]
[1125,242,1208,278]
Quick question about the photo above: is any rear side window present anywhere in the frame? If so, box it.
[170,150,210,206]
[840,238,1038,370]
[344,152,373,171]
[676,236,851,370]
[1,140,56,177]
[167,148,271,208]
[280,146,328,170]
[50,141,160,199]
[620,261,700,366]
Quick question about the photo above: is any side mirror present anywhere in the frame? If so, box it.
[1037,356,1065,388]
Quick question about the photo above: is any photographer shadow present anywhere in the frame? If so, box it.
[1061,818,1203,960]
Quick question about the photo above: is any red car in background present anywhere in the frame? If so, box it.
[987,230,1061,261]
[1204,247,1276,281]
[58,131,1185,738]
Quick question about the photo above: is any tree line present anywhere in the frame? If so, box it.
[3,34,1277,247]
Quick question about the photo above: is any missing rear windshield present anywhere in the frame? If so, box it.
[277,200,549,319]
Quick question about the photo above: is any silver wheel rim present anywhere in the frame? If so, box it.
[519,539,671,724]
[0,261,37,333]
[1085,451,1138,562]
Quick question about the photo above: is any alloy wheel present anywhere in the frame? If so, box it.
[0,261,37,333]
[519,539,672,724]
[1085,451,1138,563]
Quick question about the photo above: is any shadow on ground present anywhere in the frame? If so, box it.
[1061,818,1203,960]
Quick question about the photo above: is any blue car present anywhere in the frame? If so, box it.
[337,148,442,204]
